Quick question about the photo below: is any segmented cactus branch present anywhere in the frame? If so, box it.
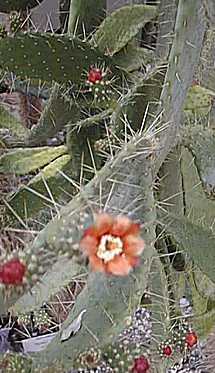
[0,125,156,311]
[155,0,177,59]
[32,135,156,369]
[12,257,84,314]
[156,0,205,173]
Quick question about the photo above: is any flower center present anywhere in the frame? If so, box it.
[97,234,123,263]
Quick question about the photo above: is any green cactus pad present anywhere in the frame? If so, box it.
[183,126,215,199]
[0,145,67,175]
[12,257,82,313]
[192,267,215,301]
[0,33,113,84]
[161,213,215,284]
[184,84,215,117]
[0,0,43,12]
[194,309,215,339]
[5,154,74,221]
[93,4,158,55]
[0,105,30,139]
[27,86,80,145]
[114,43,155,72]
[180,147,215,230]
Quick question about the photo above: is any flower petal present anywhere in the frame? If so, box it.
[106,255,132,276]
[82,226,98,238]
[89,255,106,272]
[126,222,141,236]
[127,256,140,268]
[80,235,98,255]
[123,235,145,256]
[111,216,132,237]
[95,213,113,236]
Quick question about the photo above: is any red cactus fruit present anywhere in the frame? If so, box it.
[162,345,172,357]
[131,355,150,372]
[87,67,103,84]
[185,331,198,348]
[0,258,26,285]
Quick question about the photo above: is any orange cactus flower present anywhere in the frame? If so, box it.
[80,213,145,276]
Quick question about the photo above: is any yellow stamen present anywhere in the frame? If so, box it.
[97,234,123,263]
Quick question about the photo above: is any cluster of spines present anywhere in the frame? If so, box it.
[84,65,114,105]
[0,11,24,39]
[9,12,24,34]
[0,250,43,291]
[158,319,198,358]
[77,347,102,369]
[0,212,89,295]
[0,352,32,373]
[0,24,7,39]
[102,342,150,372]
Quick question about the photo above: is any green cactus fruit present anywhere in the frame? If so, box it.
[67,115,105,180]
[0,0,43,13]
[0,33,114,85]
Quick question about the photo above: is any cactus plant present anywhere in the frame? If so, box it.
[1,0,215,372]
[0,33,114,85]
